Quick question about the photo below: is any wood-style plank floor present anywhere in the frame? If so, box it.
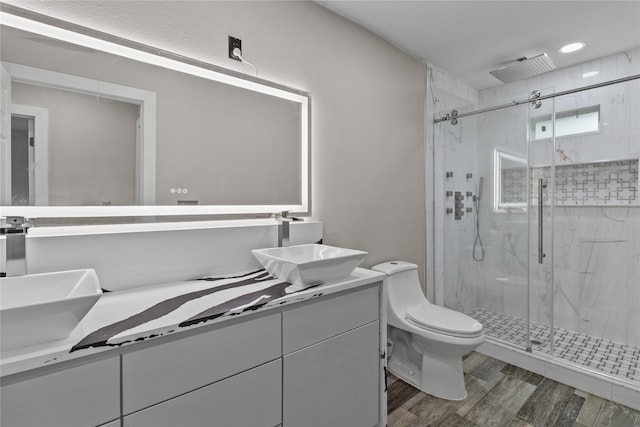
[387,352,640,427]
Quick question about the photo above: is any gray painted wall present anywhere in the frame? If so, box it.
[6,1,428,283]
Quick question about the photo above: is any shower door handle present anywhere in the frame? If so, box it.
[538,178,546,264]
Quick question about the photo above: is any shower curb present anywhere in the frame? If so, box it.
[477,337,640,412]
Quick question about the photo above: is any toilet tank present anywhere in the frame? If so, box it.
[371,261,426,323]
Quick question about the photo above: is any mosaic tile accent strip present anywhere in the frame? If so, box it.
[501,167,527,204]
[469,307,640,384]
[501,158,638,206]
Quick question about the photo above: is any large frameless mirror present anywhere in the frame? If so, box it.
[0,5,310,218]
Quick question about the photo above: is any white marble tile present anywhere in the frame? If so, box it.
[627,280,640,347]
[627,209,640,281]
[501,277,527,319]
[475,284,505,314]
[579,270,629,315]
[429,62,479,307]
[475,340,496,358]
[553,214,581,272]
[611,383,640,412]
[580,307,628,344]
[553,268,581,332]
[493,344,546,377]
[528,270,553,326]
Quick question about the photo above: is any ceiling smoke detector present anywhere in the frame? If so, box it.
[490,54,556,84]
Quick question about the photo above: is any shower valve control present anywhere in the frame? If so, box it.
[454,192,464,220]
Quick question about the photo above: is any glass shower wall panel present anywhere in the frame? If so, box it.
[438,92,533,350]
[437,105,480,315]
[551,78,640,358]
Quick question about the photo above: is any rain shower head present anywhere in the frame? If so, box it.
[490,54,556,84]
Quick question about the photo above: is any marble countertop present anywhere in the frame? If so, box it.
[0,267,384,378]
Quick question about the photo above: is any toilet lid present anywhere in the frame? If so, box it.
[405,304,483,338]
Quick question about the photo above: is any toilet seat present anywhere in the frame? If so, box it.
[405,304,483,338]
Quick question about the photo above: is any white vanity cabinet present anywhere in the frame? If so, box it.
[0,356,120,427]
[1,277,385,427]
[282,285,381,427]
[283,321,380,427]
[123,359,282,427]
[121,312,281,415]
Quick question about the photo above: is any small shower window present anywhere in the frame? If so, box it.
[532,105,600,140]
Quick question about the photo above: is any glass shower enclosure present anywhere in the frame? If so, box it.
[435,75,640,388]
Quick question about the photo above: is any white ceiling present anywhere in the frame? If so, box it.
[314,1,640,90]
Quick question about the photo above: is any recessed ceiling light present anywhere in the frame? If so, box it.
[560,42,585,54]
[582,71,599,78]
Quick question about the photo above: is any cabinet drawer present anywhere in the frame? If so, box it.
[283,321,380,427]
[124,359,282,427]
[283,284,379,354]
[123,312,280,414]
[1,356,120,427]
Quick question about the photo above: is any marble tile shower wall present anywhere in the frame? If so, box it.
[438,113,480,312]
[439,50,640,349]
[447,191,640,348]
[551,206,639,346]
[429,63,480,306]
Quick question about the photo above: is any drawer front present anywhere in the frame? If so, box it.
[283,284,380,354]
[124,359,282,427]
[123,312,281,414]
[283,321,380,427]
[1,357,120,427]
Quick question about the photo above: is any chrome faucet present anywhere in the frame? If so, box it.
[1,216,31,277]
[273,211,302,247]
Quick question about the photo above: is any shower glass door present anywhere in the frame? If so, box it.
[438,90,536,350]
[438,75,640,388]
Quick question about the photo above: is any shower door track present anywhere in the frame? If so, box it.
[433,73,640,124]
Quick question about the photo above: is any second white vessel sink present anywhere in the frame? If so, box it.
[252,244,367,291]
[1,269,103,351]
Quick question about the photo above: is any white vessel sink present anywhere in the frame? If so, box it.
[1,269,102,351]
[252,244,367,291]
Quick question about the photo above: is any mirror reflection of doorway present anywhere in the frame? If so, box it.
[10,114,31,205]
[9,104,49,206]
[2,61,155,207]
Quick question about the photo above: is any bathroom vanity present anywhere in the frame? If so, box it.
[0,268,386,427]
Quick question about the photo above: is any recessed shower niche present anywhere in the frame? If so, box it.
[497,154,638,208]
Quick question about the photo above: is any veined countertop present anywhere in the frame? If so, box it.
[0,267,384,378]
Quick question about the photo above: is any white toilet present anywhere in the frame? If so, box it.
[372,261,484,400]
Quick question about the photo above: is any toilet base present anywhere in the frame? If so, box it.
[388,352,468,401]
[419,351,467,400]
[387,326,482,401]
